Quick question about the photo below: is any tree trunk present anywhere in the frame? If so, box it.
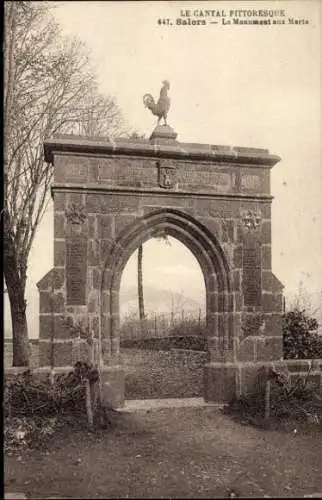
[137,244,145,321]
[9,294,30,367]
[4,215,29,366]
[6,278,29,367]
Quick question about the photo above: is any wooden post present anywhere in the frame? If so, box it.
[85,378,94,429]
[49,281,55,386]
[87,329,95,365]
[76,333,81,363]
[264,378,271,425]
[93,338,99,366]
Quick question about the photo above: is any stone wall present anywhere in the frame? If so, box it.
[204,359,322,403]
[4,363,124,409]
[4,358,322,408]
[4,339,39,369]
[284,359,322,390]
[122,348,207,399]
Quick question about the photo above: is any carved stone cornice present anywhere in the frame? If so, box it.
[44,137,281,168]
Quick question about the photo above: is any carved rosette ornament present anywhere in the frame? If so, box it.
[158,161,176,189]
[241,209,262,231]
[65,203,87,226]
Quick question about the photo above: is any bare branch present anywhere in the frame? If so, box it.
[4,0,128,312]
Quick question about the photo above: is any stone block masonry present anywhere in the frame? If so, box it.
[37,130,285,406]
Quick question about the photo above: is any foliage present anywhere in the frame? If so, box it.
[4,416,57,453]
[121,312,207,342]
[287,282,320,318]
[226,367,322,430]
[169,317,208,338]
[121,336,207,351]
[120,313,207,350]
[283,308,322,359]
[4,362,103,452]
[4,364,98,418]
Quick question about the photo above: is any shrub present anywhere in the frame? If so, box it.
[4,362,102,452]
[226,367,322,429]
[4,416,57,452]
[120,313,207,340]
[120,335,207,351]
[3,366,94,419]
[120,314,207,351]
[169,317,208,338]
[283,308,322,359]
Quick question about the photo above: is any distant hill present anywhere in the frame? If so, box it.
[120,285,205,319]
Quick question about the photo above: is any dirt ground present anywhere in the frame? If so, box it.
[4,407,322,499]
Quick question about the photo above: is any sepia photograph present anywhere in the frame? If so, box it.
[3,1,322,498]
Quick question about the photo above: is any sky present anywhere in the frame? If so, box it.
[4,0,322,336]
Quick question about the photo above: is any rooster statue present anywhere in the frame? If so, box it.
[143,80,171,126]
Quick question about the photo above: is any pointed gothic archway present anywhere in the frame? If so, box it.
[100,209,235,381]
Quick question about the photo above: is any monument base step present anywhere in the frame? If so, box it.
[116,397,224,412]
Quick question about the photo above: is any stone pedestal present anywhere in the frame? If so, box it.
[149,124,178,143]
[100,365,125,408]
[204,363,238,403]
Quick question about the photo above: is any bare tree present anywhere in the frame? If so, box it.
[137,231,171,323]
[68,82,125,138]
[286,281,320,319]
[137,245,145,321]
[3,1,126,366]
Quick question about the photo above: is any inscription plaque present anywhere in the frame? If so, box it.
[66,235,87,305]
[243,240,262,307]
[241,174,261,190]
[179,169,231,191]
[65,162,88,182]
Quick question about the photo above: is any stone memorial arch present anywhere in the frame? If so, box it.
[38,126,284,407]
